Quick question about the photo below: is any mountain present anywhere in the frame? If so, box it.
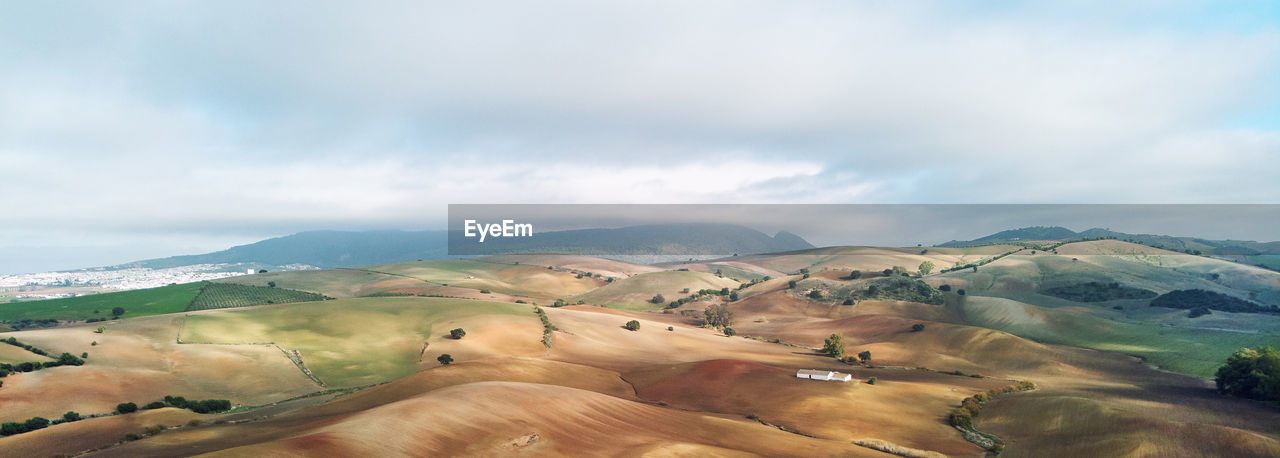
[124,224,815,270]
[449,223,814,256]
[939,226,1280,255]
[124,230,451,270]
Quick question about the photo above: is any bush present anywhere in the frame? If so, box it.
[62,411,81,422]
[1,422,26,436]
[450,328,466,339]
[957,289,966,296]
[650,294,666,304]
[437,354,454,365]
[858,350,871,363]
[911,323,925,332]
[144,401,167,410]
[867,377,877,385]
[847,270,862,279]
[723,327,736,336]
[939,284,951,292]
[479,289,491,294]
[807,290,823,300]
[787,280,797,289]
[667,326,674,331]
[624,320,641,331]
[23,417,49,431]
[111,307,126,316]
[117,402,138,414]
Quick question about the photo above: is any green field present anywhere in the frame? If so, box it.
[186,283,329,311]
[961,295,1280,378]
[178,297,534,387]
[0,282,205,322]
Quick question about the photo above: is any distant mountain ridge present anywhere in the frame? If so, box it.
[123,224,815,270]
[939,226,1280,255]
[448,223,814,256]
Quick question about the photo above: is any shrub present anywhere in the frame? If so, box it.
[437,354,454,365]
[807,290,823,300]
[957,289,966,296]
[787,280,797,289]
[867,377,877,385]
[124,433,142,441]
[450,328,466,339]
[939,284,951,292]
[111,307,126,316]
[23,417,49,431]
[858,350,871,363]
[650,294,666,304]
[63,411,81,422]
[729,291,739,301]
[667,326,674,331]
[479,289,491,294]
[723,327,736,336]
[847,270,862,279]
[911,323,925,332]
[117,402,138,414]
[144,401,167,410]
[553,299,566,307]
[95,326,105,334]
[145,425,164,435]
[624,320,641,331]
[267,281,277,288]
[1,422,25,436]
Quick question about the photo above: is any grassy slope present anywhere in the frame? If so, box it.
[363,259,602,298]
[571,270,739,310]
[0,282,204,322]
[178,297,538,387]
[186,283,328,311]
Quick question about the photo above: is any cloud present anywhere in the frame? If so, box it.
[0,1,1277,268]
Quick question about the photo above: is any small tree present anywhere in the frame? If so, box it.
[823,334,845,359]
[62,411,81,422]
[624,320,641,331]
[911,323,926,332]
[848,270,862,279]
[957,289,966,296]
[667,326,674,331]
[867,377,877,385]
[704,303,733,328]
[858,350,872,363]
[939,284,951,292]
[436,354,454,365]
[787,280,797,289]
[267,281,277,288]
[111,307,126,317]
[919,261,934,275]
[723,327,736,336]
[729,291,739,301]
[450,328,466,339]
[117,402,138,414]
[95,325,105,334]
[808,290,823,300]
[650,294,666,304]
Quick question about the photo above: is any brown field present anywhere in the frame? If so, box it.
[4,247,1279,457]
[0,343,52,364]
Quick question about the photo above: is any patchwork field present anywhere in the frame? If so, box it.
[3,246,1279,457]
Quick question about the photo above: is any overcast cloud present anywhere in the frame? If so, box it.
[2,1,1278,272]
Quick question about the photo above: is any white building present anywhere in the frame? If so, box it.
[796,369,853,382]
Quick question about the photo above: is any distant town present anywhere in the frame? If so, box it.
[0,264,316,300]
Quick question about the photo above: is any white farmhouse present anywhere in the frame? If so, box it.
[796,369,853,382]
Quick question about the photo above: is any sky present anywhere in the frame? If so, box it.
[2,1,1279,273]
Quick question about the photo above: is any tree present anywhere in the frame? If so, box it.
[450,328,467,339]
[729,291,739,301]
[842,299,854,305]
[919,261,934,275]
[957,289,966,296]
[22,417,48,431]
[95,325,105,333]
[867,377,877,385]
[939,284,951,292]
[553,299,566,307]
[848,270,862,279]
[823,334,845,359]
[111,307,126,317]
[62,411,80,422]
[807,290,823,300]
[258,269,268,273]
[858,350,872,363]
[787,280,797,289]
[1215,346,1280,401]
[911,323,925,332]
[723,327,736,336]
[719,287,730,296]
[667,326,674,331]
[704,303,733,328]
[117,402,138,414]
[267,281,277,288]
[436,354,454,365]
[650,294,666,304]
[624,320,641,331]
